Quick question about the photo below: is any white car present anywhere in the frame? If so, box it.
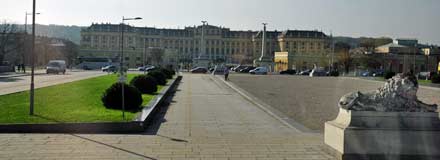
[249,67,268,75]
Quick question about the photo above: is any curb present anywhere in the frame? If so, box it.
[0,75,182,134]
[209,75,315,133]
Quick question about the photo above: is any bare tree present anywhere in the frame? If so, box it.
[335,42,352,73]
[63,40,79,67]
[0,21,23,65]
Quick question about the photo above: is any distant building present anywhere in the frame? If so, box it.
[373,40,439,73]
[79,23,330,68]
[274,30,331,71]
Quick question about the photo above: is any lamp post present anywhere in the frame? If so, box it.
[24,12,40,73]
[413,44,417,74]
[120,16,141,120]
[29,0,37,115]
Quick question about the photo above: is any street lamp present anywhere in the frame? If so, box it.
[23,12,40,73]
[120,16,142,120]
[29,0,37,115]
[413,44,417,74]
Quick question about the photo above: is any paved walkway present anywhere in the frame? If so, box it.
[0,73,334,160]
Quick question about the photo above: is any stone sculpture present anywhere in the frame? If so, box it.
[339,73,437,112]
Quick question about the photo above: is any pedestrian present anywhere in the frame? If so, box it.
[21,64,26,73]
[224,67,230,81]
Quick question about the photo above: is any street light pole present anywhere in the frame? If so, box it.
[24,12,40,73]
[413,44,417,74]
[120,16,142,120]
[29,0,36,115]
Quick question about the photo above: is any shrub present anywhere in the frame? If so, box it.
[130,75,158,94]
[148,70,167,85]
[384,71,396,79]
[101,82,143,110]
[431,73,440,84]
[159,68,173,79]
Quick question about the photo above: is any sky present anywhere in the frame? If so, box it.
[1,0,440,45]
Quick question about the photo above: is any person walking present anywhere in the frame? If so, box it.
[224,67,230,81]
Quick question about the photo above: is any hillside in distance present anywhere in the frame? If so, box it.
[17,24,84,44]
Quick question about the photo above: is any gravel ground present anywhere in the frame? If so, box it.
[229,73,440,132]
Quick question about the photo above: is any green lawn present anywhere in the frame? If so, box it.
[0,74,162,124]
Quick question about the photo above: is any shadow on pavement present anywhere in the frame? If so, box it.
[70,134,157,160]
[0,77,22,82]
[141,81,189,143]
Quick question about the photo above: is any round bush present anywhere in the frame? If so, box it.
[159,68,173,79]
[431,73,440,84]
[148,70,167,85]
[130,75,158,94]
[101,82,143,110]
[168,68,176,75]
[384,71,396,79]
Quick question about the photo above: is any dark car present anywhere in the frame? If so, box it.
[233,65,249,72]
[101,65,117,72]
[191,67,208,73]
[239,66,256,73]
[280,69,296,75]
[372,70,384,77]
[299,69,312,75]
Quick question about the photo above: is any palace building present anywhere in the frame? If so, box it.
[79,23,331,68]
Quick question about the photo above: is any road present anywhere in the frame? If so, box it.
[0,70,107,95]
[229,73,440,131]
[0,73,334,159]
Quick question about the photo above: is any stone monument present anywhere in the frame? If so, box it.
[194,21,210,68]
[253,23,274,71]
[325,73,440,160]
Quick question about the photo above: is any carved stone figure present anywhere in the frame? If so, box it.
[339,73,437,112]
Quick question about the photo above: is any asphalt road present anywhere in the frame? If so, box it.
[0,70,107,95]
[229,73,440,131]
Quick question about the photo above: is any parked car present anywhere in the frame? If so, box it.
[46,60,66,74]
[298,69,312,75]
[102,65,117,72]
[190,67,208,73]
[310,69,327,77]
[280,69,297,75]
[417,72,436,80]
[233,65,249,72]
[239,66,256,73]
[372,70,384,77]
[361,71,372,77]
[249,67,268,75]
[137,65,153,71]
[212,66,226,75]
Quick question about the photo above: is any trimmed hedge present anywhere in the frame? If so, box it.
[101,82,143,110]
[130,75,158,94]
[384,71,396,79]
[159,68,173,79]
[148,70,167,85]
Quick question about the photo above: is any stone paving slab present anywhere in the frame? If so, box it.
[0,73,334,159]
